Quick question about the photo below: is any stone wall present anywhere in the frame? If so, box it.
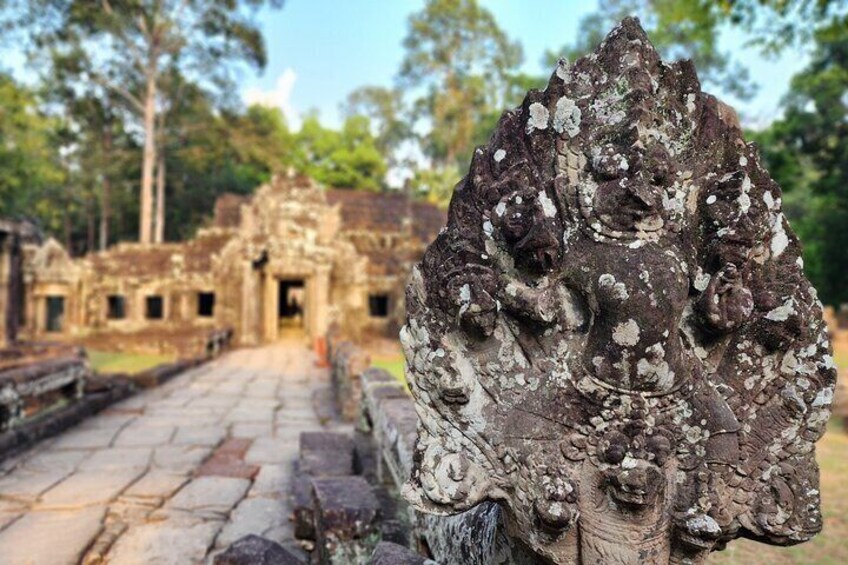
[15,176,444,356]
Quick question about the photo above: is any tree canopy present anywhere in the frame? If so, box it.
[0,0,845,306]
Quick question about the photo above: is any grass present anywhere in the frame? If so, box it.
[87,349,174,375]
[371,355,406,385]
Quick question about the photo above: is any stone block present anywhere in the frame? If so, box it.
[213,534,303,565]
[291,474,315,540]
[298,432,354,476]
[370,541,431,565]
[312,476,380,564]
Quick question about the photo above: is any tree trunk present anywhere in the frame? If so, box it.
[100,122,112,251]
[86,196,96,253]
[155,150,165,243]
[139,72,157,244]
[64,212,73,255]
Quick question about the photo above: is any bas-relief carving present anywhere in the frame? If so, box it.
[401,18,837,564]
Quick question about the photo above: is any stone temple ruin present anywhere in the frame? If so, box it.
[0,17,840,565]
[400,17,837,564]
[9,176,444,357]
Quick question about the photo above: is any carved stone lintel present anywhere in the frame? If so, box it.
[401,17,836,564]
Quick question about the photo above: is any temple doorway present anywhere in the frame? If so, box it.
[278,279,305,337]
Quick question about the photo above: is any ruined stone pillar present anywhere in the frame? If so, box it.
[311,265,332,351]
[401,18,836,564]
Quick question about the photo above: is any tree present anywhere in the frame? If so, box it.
[0,73,65,226]
[545,0,754,99]
[712,0,846,55]
[398,0,523,170]
[11,0,284,243]
[292,114,387,191]
[751,17,848,306]
[342,86,412,170]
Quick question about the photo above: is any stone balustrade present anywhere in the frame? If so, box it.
[0,354,87,433]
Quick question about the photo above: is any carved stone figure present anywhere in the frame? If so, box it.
[401,17,837,564]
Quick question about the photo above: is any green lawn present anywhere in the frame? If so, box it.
[835,350,847,371]
[87,349,174,375]
[371,355,406,385]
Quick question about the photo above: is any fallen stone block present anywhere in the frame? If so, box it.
[313,476,381,564]
[213,534,303,565]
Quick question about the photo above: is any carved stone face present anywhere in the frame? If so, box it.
[403,18,836,564]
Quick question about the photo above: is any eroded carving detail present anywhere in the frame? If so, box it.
[401,17,836,564]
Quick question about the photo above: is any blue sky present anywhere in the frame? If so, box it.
[242,0,810,130]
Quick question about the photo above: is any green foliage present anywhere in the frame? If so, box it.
[406,166,461,208]
[292,114,387,191]
[713,0,846,55]
[751,19,848,305]
[371,355,407,386]
[343,86,412,162]
[399,0,523,170]
[545,0,753,98]
[0,73,65,227]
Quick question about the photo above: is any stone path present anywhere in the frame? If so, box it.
[0,341,346,565]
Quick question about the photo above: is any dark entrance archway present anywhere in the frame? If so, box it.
[278,279,305,333]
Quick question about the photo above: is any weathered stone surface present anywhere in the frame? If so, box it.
[292,473,317,540]
[0,342,336,564]
[216,497,289,549]
[165,476,251,517]
[40,467,144,507]
[299,432,355,476]
[0,506,106,565]
[214,534,303,565]
[401,17,837,564]
[249,464,291,498]
[106,514,223,565]
[292,431,356,541]
[196,437,259,480]
[246,436,298,465]
[124,469,188,499]
[313,476,381,564]
[370,541,433,565]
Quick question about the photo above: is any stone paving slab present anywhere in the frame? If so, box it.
[0,506,107,565]
[0,341,341,564]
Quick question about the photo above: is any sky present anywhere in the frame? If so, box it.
[241,0,811,131]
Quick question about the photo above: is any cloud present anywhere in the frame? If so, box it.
[243,68,300,129]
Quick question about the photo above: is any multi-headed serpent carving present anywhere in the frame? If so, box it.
[401,18,836,564]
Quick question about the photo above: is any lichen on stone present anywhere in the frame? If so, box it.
[402,17,836,565]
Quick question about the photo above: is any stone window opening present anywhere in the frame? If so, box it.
[198,292,215,318]
[107,295,126,320]
[45,296,65,333]
[145,295,164,320]
[369,294,390,318]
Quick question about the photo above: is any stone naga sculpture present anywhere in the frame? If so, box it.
[401,17,837,564]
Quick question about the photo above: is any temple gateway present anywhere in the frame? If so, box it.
[7,176,444,356]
